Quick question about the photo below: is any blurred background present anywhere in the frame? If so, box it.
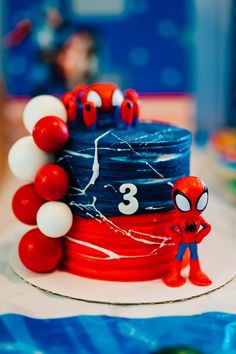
[0,0,236,230]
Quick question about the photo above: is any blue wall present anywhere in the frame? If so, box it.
[3,0,193,95]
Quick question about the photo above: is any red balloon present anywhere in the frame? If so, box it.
[12,184,45,225]
[35,164,69,201]
[19,228,62,272]
[32,116,69,152]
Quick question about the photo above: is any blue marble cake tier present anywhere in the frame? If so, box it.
[55,122,191,218]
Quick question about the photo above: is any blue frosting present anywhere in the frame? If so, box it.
[56,123,191,218]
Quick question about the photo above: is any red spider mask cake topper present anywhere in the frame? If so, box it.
[162,176,212,287]
[62,82,139,128]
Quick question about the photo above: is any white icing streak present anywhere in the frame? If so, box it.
[156,153,179,162]
[66,235,168,260]
[63,150,93,159]
[104,184,118,193]
[66,236,120,259]
[145,206,165,210]
[111,132,174,187]
[72,130,111,195]
[70,197,171,247]
[89,131,111,189]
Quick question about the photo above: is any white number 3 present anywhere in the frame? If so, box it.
[118,183,139,215]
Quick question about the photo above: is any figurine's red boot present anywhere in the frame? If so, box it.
[189,259,212,286]
[162,260,186,287]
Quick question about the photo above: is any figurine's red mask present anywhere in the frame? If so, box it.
[172,176,209,219]
[81,83,124,112]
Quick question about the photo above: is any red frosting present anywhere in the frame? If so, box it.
[61,211,179,282]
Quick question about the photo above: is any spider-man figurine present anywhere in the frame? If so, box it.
[163,176,212,287]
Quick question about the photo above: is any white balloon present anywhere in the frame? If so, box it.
[23,95,67,133]
[8,136,53,181]
[37,202,73,237]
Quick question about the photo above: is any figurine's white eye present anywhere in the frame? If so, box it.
[86,90,102,107]
[196,191,208,211]
[112,89,124,107]
[174,193,191,212]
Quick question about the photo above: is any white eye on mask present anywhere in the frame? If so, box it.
[196,191,208,211]
[174,193,191,212]
[112,89,124,107]
[86,90,102,107]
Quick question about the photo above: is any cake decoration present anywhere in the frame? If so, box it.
[23,95,67,133]
[18,228,63,273]
[12,184,45,225]
[118,183,139,215]
[162,176,212,287]
[62,82,139,128]
[34,164,69,201]
[32,116,69,152]
[8,136,53,181]
[8,83,195,283]
[36,201,73,238]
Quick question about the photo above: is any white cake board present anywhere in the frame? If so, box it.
[10,225,236,305]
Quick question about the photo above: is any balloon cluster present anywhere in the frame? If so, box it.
[8,95,73,272]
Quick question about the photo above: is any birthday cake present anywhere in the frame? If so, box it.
[8,83,192,282]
